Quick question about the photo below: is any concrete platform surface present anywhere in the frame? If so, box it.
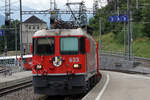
[83,71,150,100]
[0,71,32,90]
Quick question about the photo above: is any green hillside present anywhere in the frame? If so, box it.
[94,33,150,58]
[90,0,150,58]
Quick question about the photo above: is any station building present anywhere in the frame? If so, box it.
[22,15,47,54]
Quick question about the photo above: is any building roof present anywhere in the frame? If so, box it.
[23,15,46,24]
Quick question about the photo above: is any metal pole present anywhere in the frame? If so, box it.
[99,19,102,68]
[50,0,52,10]
[117,0,119,15]
[115,0,117,13]
[124,22,127,58]
[20,0,23,67]
[4,30,7,56]
[20,0,23,56]
[54,0,56,10]
[130,10,133,58]
[15,21,18,65]
[136,0,139,9]
[27,25,29,54]
[127,0,131,60]
[50,0,51,29]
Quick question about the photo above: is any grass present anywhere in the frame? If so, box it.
[94,33,150,58]
[133,37,150,58]
[94,33,124,52]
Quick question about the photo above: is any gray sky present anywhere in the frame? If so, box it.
[21,0,107,10]
[0,0,107,13]
[0,0,107,21]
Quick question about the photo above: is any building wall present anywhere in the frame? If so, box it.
[22,23,47,54]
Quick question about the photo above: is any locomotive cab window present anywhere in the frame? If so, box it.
[60,37,79,54]
[34,38,55,55]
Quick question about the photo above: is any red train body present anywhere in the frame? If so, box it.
[22,55,32,70]
[0,55,32,70]
[32,28,100,95]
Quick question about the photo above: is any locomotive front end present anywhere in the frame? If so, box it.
[32,29,94,95]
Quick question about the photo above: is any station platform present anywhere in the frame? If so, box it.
[82,71,150,100]
[0,71,32,90]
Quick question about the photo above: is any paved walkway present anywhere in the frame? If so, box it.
[83,71,150,100]
[100,71,150,100]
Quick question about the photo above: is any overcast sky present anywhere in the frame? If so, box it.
[0,0,108,12]
[21,0,107,10]
[0,0,107,22]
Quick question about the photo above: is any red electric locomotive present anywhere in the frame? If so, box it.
[31,28,100,95]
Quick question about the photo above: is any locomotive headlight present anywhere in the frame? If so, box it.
[73,64,81,69]
[35,65,42,70]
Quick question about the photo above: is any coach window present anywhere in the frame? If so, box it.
[36,38,55,55]
[9,59,14,64]
[60,37,79,54]
[22,58,27,64]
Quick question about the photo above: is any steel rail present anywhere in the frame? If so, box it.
[0,69,8,74]
[0,81,32,97]
[0,67,8,74]
[100,52,150,75]
[101,51,150,61]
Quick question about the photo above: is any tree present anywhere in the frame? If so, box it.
[142,1,150,37]
[0,20,20,54]
[89,0,150,40]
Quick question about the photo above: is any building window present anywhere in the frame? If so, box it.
[37,26,39,29]
[33,26,35,29]
[29,26,31,29]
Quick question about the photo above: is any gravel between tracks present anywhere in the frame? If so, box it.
[0,87,44,100]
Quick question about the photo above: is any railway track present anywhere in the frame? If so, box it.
[102,52,150,62]
[0,81,32,97]
[100,52,150,75]
[0,69,6,74]
[0,67,8,73]
[101,52,150,66]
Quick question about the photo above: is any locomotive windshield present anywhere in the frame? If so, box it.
[33,36,86,55]
[60,37,79,54]
[33,38,55,55]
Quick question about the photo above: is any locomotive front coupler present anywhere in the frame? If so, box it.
[66,71,75,80]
